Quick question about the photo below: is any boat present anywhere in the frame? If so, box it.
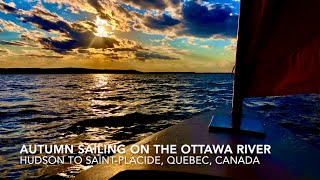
[75,0,320,179]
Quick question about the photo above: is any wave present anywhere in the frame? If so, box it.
[22,116,64,123]
[17,109,42,114]
[66,112,188,134]
[63,84,80,89]
[66,113,162,132]
[7,84,40,90]
[149,94,172,99]
[93,96,127,101]
[208,82,231,86]
[12,104,39,108]
[92,104,118,109]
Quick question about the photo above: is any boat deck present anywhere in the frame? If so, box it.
[75,107,320,180]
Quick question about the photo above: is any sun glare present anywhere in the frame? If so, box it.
[94,16,114,37]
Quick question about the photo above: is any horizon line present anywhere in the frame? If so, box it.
[0,68,233,74]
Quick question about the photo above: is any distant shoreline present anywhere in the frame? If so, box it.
[0,68,231,74]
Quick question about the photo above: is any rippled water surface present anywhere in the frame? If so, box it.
[0,74,319,179]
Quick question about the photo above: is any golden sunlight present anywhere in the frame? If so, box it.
[94,16,114,37]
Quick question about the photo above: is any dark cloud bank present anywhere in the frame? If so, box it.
[140,1,238,38]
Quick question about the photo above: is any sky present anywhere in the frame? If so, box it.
[0,0,240,72]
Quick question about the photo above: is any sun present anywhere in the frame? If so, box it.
[94,16,114,37]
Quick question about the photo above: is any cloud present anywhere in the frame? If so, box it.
[117,0,181,11]
[34,0,238,39]
[70,47,138,61]
[43,0,183,33]
[44,0,133,32]
[21,50,64,59]
[24,54,64,58]
[201,45,213,48]
[0,40,36,47]
[94,2,134,32]
[0,48,14,55]
[70,44,181,61]
[181,39,199,46]
[178,1,238,38]
[19,13,115,51]
[0,48,63,58]
[18,6,76,33]
[39,35,119,52]
[43,0,97,14]
[224,38,237,52]
[133,13,181,36]
[150,38,170,46]
[0,2,138,53]
[0,0,229,65]
[19,30,46,42]
[0,19,27,33]
[87,0,105,13]
[133,1,238,39]
[0,1,180,62]
[143,14,180,30]
[143,44,189,60]
[0,0,17,14]
[6,0,239,40]
[135,51,179,61]
[224,44,237,51]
